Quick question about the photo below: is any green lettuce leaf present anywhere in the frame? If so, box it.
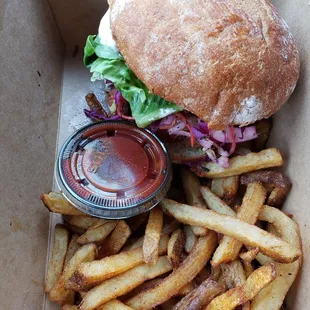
[84,35,182,127]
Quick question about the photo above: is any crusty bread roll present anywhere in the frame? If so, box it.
[109,0,299,129]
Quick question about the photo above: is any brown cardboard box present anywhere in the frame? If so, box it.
[0,0,308,309]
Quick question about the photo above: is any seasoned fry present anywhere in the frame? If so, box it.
[211,176,239,205]
[64,234,80,267]
[168,228,185,268]
[200,188,273,265]
[251,206,302,310]
[41,192,85,215]
[143,207,163,264]
[192,149,283,178]
[211,183,266,266]
[45,224,70,292]
[99,220,131,257]
[161,199,301,263]
[97,299,134,310]
[243,260,255,279]
[50,243,97,304]
[240,171,292,206]
[67,235,169,291]
[180,167,208,236]
[221,259,246,289]
[126,232,218,309]
[62,305,77,310]
[184,225,197,253]
[79,256,172,310]
[77,221,118,245]
[174,278,224,310]
[200,186,236,217]
[239,247,260,263]
[205,264,276,310]
[162,220,180,235]
[64,216,101,230]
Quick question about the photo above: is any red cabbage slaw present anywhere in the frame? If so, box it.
[84,80,258,168]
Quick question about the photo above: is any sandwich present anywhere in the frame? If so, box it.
[83,0,299,167]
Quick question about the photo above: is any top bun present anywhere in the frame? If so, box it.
[109,0,300,129]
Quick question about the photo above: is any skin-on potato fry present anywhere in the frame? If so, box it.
[192,148,283,178]
[64,216,101,230]
[41,192,85,215]
[97,299,134,310]
[67,234,169,291]
[126,232,218,309]
[160,298,180,310]
[161,199,301,263]
[211,176,239,205]
[64,234,80,267]
[240,170,292,206]
[211,183,266,266]
[143,207,163,264]
[184,225,197,253]
[50,243,97,304]
[239,247,260,263]
[251,205,302,310]
[99,220,131,258]
[168,228,185,268]
[79,256,172,310]
[221,259,246,289]
[173,277,225,310]
[243,260,255,279]
[177,281,195,296]
[45,224,70,292]
[205,264,276,310]
[162,220,180,235]
[200,188,274,266]
[180,167,208,236]
[77,221,118,245]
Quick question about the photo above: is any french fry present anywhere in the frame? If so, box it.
[79,256,172,310]
[160,298,180,310]
[243,260,255,279]
[201,187,273,266]
[195,266,211,285]
[192,148,283,178]
[162,220,180,235]
[211,183,266,266]
[64,234,80,267]
[161,199,301,263]
[174,278,225,310]
[180,167,208,236]
[220,259,246,289]
[67,235,169,291]
[41,192,85,215]
[143,207,163,264]
[239,247,260,263]
[97,299,134,310]
[177,281,195,296]
[62,305,77,310]
[205,264,276,310]
[99,220,131,257]
[77,221,118,245]
[126,232,218,309]
[168,228,185,268]
[45,224,70,292]
[50,243,97,304]
[200,186,236,217]
[240,171,292,207]
[211,176,239,205]
[184,225,197,254]
[64,216,101,230]
[251,206,302,310]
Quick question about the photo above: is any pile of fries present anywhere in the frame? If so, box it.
[42,148,302,310]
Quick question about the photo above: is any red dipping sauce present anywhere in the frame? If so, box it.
[55,121,172,218]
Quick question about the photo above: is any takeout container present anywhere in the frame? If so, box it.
[0,1,309,309]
